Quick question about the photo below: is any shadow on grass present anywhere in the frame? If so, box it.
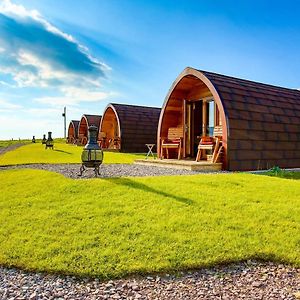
[103,177,194,205]
[54,149,72,155]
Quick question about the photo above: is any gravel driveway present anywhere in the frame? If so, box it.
[0,163,202,178]
[0,261,299,299]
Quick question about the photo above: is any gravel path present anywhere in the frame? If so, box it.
[0,163,201,178]
[0,261,299,299]
[0,143,26,156]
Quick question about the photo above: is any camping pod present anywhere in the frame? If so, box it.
[157,67,300,171]
[99,103,161,152]
[78,114,102,145]
[67,120,79,144]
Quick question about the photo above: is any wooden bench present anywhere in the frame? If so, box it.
[160,127,183,159]
[196,126,224,163]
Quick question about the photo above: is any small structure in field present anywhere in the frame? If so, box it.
[80,125,103,177]
[99,103,161,152]
[45,132,54,150]
[67,120,79,144]
[78,114,101,145]
[157,67,300,171]
[42,134,47,144]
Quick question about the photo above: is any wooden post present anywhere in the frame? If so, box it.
[62,106,66,139]
[183,99,186,158]
[202,100,207,137]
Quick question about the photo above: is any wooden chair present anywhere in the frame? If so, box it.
[212,137,224,163]
[196,126,224,163]
[78,134,87,146]
[108,136,121,150]
[77,134,83,145]
[160,127,183,159]
[69,137,76,144]
[98,132,107,148]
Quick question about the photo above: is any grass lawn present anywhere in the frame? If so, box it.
[0,139,30,148]
[0,169,299,279]
[0,142,145,165]
[263,169,300,180]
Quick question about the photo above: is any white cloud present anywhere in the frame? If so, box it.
[35,87,116,106]
[25,106,83,116]
[0,0,118,139]
[25,107,62,115]
[14,49,73,87]
[61,87,113,102]
[0,80,15,87]
[0,0,74,42]
[0,0,114,105]
[11,49,108,89]
[0,98,22,110]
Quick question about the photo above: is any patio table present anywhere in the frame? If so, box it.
[145,144,155,159]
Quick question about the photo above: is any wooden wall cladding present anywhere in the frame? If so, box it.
[158,67,300,171]
[102,103,161,153]
[201,70,300,171]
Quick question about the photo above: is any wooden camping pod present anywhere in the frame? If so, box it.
[157,67,300,171]
[99,103,161,152]
[67,120,79,144]
[78,114,102,146]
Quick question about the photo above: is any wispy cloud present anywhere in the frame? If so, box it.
[35,87,117,106]
[0,104,88,139]
[0,114,63,139]
[0,80,15,87]
[25,106,83,116]
[0,98,22,111]
[0,0,113,104]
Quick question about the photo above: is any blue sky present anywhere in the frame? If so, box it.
[1,0,300,139]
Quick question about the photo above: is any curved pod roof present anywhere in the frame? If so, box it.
[158,67,300,171]
[79,114,102,134]
[100,103,161,152]
[67,120,79,143]
[78,114,102,145]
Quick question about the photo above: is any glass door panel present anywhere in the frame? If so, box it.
[207,100,215,136]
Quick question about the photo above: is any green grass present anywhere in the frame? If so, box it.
[0,139,30,148]
[0,169,299,279]
[263,169,300,180]
[0,142,145,165]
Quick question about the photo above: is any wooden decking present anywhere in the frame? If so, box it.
[103,148,120,152]
[134,159,222,171]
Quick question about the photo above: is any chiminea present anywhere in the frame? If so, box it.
[42,134,47,144]
[45,132,54,149]
[32,136,36,143]
[79,125,103,177]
